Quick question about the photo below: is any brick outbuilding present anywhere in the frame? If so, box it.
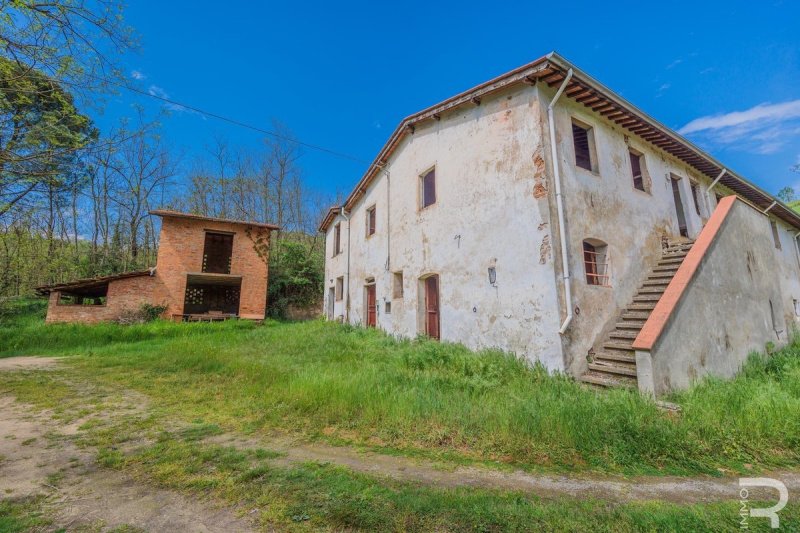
[37,211,278,323]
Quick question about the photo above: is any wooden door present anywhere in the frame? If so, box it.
[366,284,376,327]
[424,276,440,340]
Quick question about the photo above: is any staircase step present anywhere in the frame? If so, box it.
[580,371,637,389]
[665,242,694,251]
[652,265,680,273]
[638,286,666,294]
[647,267,678,280]
[628,302,657,311]
[661,250,688,259]
[603,340,635,351]
[615,320,646,330]
[588,361,638,377]
[642,279,671,286]
[621,311,651,321]
[633,294,662,302]
[610,329,638,340]
[593,350,637,363]
[658,256,686,265]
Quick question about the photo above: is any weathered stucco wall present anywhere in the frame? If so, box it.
[324,84,565,370]
[45,274,156,323]
[644,199,800,394]
[537,83,739,376]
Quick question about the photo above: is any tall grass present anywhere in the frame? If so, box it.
[2,297,799,475]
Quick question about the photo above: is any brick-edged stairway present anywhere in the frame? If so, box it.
[579,240,694,389]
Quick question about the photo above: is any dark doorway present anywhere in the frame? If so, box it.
[365,284,377,327]
[183,275,241,316]
[424,275,440,340]
[670,177,688,238]
[203,232,234,274]
[327,287,335,319]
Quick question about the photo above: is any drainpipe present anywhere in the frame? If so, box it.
[341,207,352,321]
[547,68,575,334]
[377,164,391,271]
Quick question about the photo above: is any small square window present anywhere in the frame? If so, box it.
[770,220,782,250]
[794,299,800,317]
[393,271,404,299]
[335,276,344,301]
[385,301,392,314]
[421,168,436,208]
[571,120,596,172]
[333,223,342,256]
[366,206,376,237]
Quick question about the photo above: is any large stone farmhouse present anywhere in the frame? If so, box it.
[38,211,277,323]
[320,52,800,396]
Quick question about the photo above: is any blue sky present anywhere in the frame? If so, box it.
[97,0,800,204]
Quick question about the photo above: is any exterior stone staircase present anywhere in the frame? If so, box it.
[580,239,694,389]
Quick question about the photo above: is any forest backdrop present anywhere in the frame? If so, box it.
[0,1,329,317]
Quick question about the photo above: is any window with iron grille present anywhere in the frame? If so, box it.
[583,239,610,286]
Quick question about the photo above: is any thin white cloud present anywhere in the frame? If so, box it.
[656,83,671,98]
[666,59,683,69]
[146,85,204,118]
[679,100,800,134]
[131,70,146,80]
[678,100,800,154]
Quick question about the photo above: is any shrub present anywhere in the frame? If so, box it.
[117,303,167,325]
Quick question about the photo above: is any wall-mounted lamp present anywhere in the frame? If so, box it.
[488,267,497,286]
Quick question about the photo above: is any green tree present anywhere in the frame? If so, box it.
[777,186,796,204]
[0,57,96,217]
[267,238,324,319]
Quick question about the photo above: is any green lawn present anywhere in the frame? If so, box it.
[2,298,799,477]
[2,298,800,531]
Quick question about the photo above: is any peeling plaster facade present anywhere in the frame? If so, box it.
[322,59,800,387]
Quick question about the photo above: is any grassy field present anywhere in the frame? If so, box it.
[1,298,799,478]
[2,298,800,531]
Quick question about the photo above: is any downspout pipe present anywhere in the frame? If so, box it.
[547,68,574,334]
[376,164,391,271]
[341,207,352,321]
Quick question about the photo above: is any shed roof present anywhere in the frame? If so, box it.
[35,269,154,296]
[320,52,800,232]
[150,210,280,230]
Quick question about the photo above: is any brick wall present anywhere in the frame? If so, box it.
[45,275,157,324]
[153,217,270,319]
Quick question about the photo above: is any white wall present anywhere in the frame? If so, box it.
[540,83,739,375]
[324,84,565,370]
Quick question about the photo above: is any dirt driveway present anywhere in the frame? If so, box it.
[0,357,257,532]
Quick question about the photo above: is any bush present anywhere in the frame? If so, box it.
[117,303,167,325]
[267,238,323,319]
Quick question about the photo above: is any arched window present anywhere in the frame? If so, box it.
[583,239,610,286]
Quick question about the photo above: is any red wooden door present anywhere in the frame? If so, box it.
[425,276,440,340]
[366,285,377,327]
